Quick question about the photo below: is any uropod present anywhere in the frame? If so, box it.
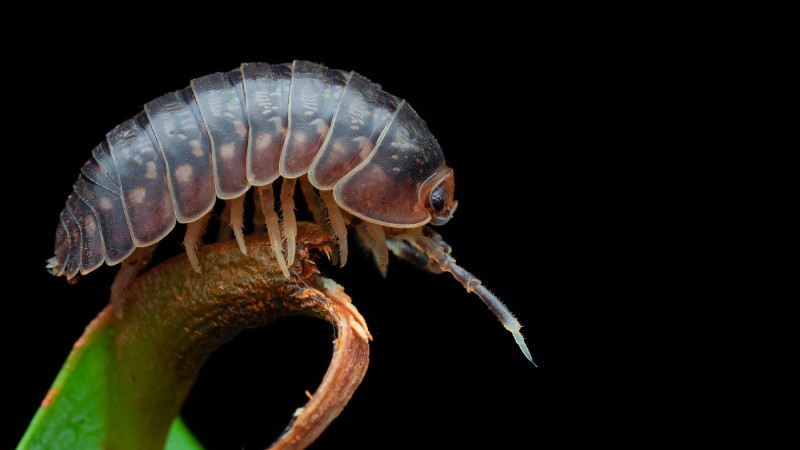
[48,60,535,364]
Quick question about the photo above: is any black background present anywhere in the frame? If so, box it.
[4,6,795,449]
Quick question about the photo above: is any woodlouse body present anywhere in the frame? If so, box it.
[49,60,533,364]
[49,60,456,279]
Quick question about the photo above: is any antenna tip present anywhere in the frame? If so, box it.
[512,330,538,367]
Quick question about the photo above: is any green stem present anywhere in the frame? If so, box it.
[19,223,370,450]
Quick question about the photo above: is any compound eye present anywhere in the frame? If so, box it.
[430,187,446,213]
[421,167,456,226]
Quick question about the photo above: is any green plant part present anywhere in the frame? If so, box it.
[18,223,370,450]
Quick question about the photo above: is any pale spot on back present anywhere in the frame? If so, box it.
[129,187,146,204]
[134,155,143,164]
[293,131,308,144]
[84,215,97,235]
[256,133,272,151]
[99,197,113,211]
[269,116,285,134]
[209,92,223,117]
[219,143,235,160]
[332,140,346,156]
[145,161,157,179]
[233,120,247,139]
[175,163,193,183]
[310,118,329,135]
[391,139,414,151]
[352,136,368,149]
[190,140,203,157]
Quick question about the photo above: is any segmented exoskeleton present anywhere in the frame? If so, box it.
[48,60,534,363]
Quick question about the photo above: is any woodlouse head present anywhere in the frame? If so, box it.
[421,168,457,226]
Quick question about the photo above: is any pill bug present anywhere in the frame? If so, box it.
[48,60,534,363]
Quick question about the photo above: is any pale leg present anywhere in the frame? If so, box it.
[299,176,337,265]
[320,189,348,267]
[183,212,211,273]
[366,222,389,275]
[281,178,298,266]
[217,200,233,243]
[257,185,290,278]
[354,224,387,277]
[227,195,247,255]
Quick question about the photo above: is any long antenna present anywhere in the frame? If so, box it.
[412,234,537,367]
